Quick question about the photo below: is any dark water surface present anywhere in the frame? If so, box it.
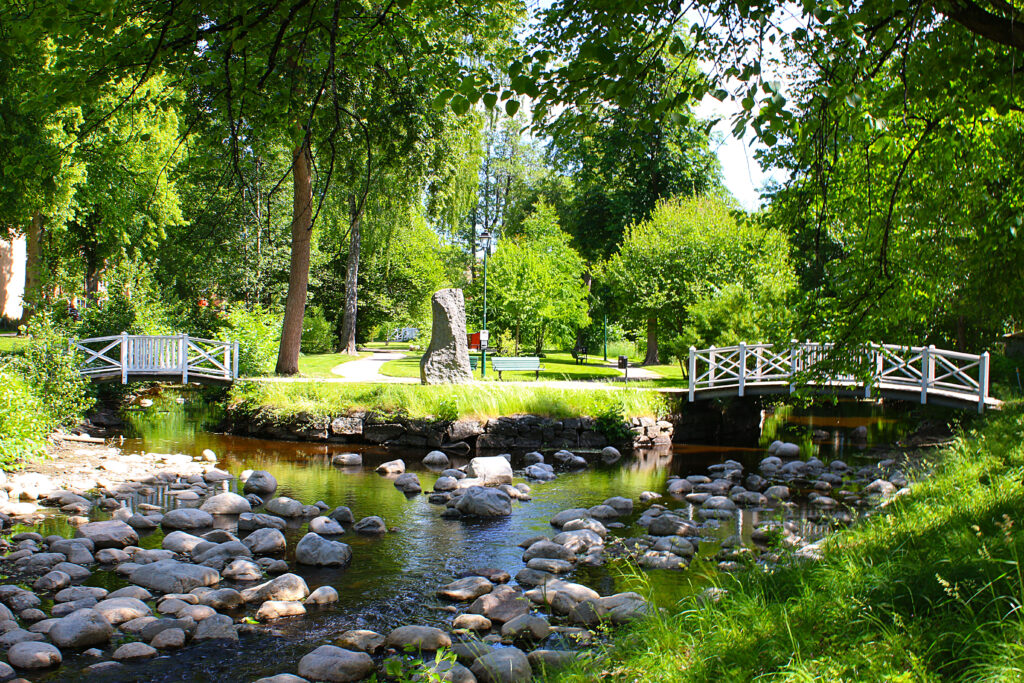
[19,396,913,682]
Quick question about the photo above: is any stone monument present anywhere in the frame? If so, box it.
[420,288,474,385]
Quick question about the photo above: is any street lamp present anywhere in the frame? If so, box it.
[480,229,491,378]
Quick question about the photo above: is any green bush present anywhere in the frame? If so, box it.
[77,261,173,338]
[13,316,93,430]
[301,306,335,354]
[0,365,50,464]
[221,305,280,376]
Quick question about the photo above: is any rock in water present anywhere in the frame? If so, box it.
[419,288,473,385]
[298,645,375,682]
[243,471,278,496]
[295,533,352,567]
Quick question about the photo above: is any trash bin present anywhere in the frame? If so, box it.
[617,355,629,369]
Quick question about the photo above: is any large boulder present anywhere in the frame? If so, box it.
[243,527,287,555]
[75,520,138,549]
[161,508,214,530]
[295,533,352,567]
[454,486,512,517]
[8,641,62,669]
[465,456,513,486]
[48,608,114,648]
[471,646,532,683]
[298,645,374,683]
[419,288,473,385]
[386,625,451,652]
[243,471,278,496]
[129,560,220,594]
[264,497,306,518]
[200,493,251,515]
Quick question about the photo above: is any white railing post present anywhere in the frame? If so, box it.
[688,346,696,402]
[789,339,799,394]
[120,332,128,384]
[708,346,716,388]
[978,351,990,413]
[233,341,240,379]
[181,334,189,384]
[738,342,747,397]
[920,344,930,404]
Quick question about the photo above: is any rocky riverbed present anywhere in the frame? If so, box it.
[0,401,922,682]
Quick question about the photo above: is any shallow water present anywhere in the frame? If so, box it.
[16,395,914,681]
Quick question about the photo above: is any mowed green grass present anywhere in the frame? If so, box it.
[0,335,27,354]
[380,349,623,382]
[296,351,370,378]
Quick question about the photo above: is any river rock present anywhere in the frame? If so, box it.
[386,625,452,651]
[393,473,422,494]
[455,486,511,517]
[295,533,352,567]
[55,586,107,603]
[420,288,473,385]
[93,597,152,625]
[562,517,607,538]
[453,614,491,631]
[8,641,61,669]
[48,608,114,648]
[243,471,278,496]
[434,476,458,492]
[256,600,306,621]
[304,586,339,605]
[151,627,186,649]
[200,588,244,611]
[243,527,288,555]
[501,613,550,640]
[423,450,450,467]
[200,492,251,515]
[239,512,287,531]
[298,644,375,682]
[265,497,306,517]
[553,529,603,554]
[223,558,262,581]
[528,649,575,673]
[647,514,697,537]
[466,456,514,485]
[194,540,252,566]
[193,613,238,642]
[471,646,531,683]
[113,641,157,660]
[130,560,220,593]
[308,516,345,535]
[243,574,309,603]
[162,508,214,530]
[33,570,71,592]
[438,576,494,601]
[376,459,406,475]
[332,452,362,466]
[549,508,589,529]
[75,520,138,549]
[523,540,575,563]
[336,629,385,653]
[467,584,529,624]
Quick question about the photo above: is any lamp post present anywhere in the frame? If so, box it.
[480,229,491,378]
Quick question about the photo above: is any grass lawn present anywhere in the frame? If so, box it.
[556,403,1024,682]
[230,380,667,421]
[0,335,27,355]
[296,351,370,378]
[361,341,416,351]
[380,349,623,382]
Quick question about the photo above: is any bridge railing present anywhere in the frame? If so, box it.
[75,333,239,383]
[689,341,991,412]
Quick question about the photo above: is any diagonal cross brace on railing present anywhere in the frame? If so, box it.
[74,333,238,384]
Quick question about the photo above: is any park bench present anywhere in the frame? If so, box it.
[491,356,544,380]
[571,344,588,365]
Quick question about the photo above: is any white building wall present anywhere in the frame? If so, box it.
[0,235,26,322]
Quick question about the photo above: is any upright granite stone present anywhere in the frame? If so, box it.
[420,289,473,385]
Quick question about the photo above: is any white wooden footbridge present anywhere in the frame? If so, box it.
[688,342,998,412]
[75,334,239,384]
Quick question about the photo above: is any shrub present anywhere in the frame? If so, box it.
[77,261,173,338]
[13,316,92,430]
[301,306,335,354]
[0,365,49,464]
[221,305,280,376]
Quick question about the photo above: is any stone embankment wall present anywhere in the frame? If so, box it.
[225,411,674,453]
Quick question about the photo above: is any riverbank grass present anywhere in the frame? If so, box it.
[556,403,1024,681]
[230,381,666,421]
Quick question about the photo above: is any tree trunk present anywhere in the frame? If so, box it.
[573,270,593,352]
[956,315,966,352]
[340,194,363,355]
[535,320,545,356]
[274,140,313,375]
[643,316,658,365]
[19,212,44,327]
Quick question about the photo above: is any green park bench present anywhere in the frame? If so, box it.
[491,356,544,380]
